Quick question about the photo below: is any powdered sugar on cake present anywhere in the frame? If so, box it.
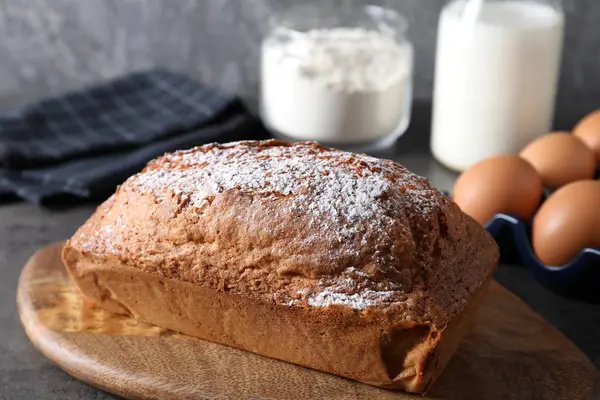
[129,141,441,229]
[292,266,402,310]
[306,289,395,310]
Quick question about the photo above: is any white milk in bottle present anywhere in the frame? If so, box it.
[431,0,564,171]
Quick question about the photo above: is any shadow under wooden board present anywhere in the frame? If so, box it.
[17,242,600,400]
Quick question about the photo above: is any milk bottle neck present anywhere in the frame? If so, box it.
[447,0,563,23]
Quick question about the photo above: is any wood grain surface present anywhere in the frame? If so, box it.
[17,242,600,400]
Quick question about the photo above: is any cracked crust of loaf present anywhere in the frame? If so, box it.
[62,140,498,393]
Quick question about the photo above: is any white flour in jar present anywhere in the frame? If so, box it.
[260,27,412,144]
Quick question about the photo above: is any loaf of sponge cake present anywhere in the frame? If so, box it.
[62,140,498,393]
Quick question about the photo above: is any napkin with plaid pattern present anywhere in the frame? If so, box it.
[0,69,263,204]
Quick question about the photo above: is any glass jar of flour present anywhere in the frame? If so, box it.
[260,5,413,152]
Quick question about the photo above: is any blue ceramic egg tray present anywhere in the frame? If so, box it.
[484,211,600,302]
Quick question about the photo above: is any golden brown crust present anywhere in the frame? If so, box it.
[62,140,498,392]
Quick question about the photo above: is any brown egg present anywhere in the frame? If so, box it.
[533,180,600,266]
[520,132,596,189]
[453,155,543,225]
[574,109,600,162]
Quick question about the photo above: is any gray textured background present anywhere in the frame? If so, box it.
[2,3,600,398]
[0,0,599,128]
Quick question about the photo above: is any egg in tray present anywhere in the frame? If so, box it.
[451,109,600,301]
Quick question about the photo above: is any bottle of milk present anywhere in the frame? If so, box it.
[431,0,564,171]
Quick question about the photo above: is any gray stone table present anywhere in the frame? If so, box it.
[1,107,599,399]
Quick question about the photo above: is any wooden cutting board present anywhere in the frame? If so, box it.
[17,242,600,400]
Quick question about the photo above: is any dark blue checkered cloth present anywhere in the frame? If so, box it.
[0,69,263,204]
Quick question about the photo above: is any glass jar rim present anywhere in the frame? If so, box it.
[267,4,409,37]
[364,5,409,35]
